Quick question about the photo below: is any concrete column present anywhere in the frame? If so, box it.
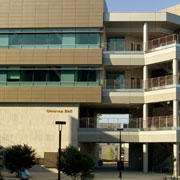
[93,143,99,167]
[173,143,179,178]
[143,65,148,89]
[143,22,148,52]
[143,104,148,128]
[100,67,106,87]
[173,59,179,84]
[143,143,148,173]
[173,100,179,127]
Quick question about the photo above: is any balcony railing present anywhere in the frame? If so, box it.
[79,115,174,129]
[104,42,143,51]
[0,81,100,87]
[0,44,100,49]
[79,117,143,129]
[147,115,173,128]
[103,79,143,89]
[145,74,175,89]
[148,34,180,50]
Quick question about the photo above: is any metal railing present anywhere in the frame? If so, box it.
[148,34,180,50]
[104,42,143,51]
[145,74,175,89]
[103,79,143,89]
[0,81,100,87]
[147,115,173,128]
[80,117,143,129]
[79,115,174,129]
[0,44,100,49]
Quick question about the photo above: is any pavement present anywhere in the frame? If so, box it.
[1,165,176,180]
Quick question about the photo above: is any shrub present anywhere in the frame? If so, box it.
[59,146,94,180]
[0,146,5,180]
[4,144,36,177]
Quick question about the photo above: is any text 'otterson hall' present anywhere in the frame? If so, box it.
[0,0,180,176]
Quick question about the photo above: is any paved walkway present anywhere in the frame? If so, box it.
[1,165,176,180]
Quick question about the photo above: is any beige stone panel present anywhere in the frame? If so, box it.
[145,88,177,103]
[0,104,79,157]
[161,4,180,16]
[103,91,144,104]
[145,47,177,65]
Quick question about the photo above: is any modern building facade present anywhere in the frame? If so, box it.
[0,0,180,176]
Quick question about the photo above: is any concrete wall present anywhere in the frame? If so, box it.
[0,103,79,157]
[103,90,144,104]
[161,4,180,16]
[103,52,145,66]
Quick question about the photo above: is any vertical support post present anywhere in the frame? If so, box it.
[143,22,148,52]
[55,121,66,180]
[173,59,179,84]
[143,66,148,89]
[143,143,148,173]
[119,130,122,179]
[143,104,148,128]
[173,143,179,178]
[173,100,179,127]
[58,127,61,180]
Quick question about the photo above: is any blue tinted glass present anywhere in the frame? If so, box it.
[89,34,99,44]
[49,34,61,44]
[76,34,89,44]
[62,34,75,44]
[36,34,48,44]
[22,34,35,45]
[9,34,22,45]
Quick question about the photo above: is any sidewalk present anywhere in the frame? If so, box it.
[1,165,177,180]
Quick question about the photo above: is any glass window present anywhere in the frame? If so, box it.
[22,34,35,45]
[89,34,99,44]
[108,38,125,51]
[7,70,20,81]
[33,71,46,81]
[88,71,96,81]
[49,34,61,44]
[0,34,9,46]
[20,71,33,81]
[47,70,60,81]
[9,34,22,45]
[76,34,89,44]
[62,34,75,45]
[36,34,49,44]
[77,71,88,82]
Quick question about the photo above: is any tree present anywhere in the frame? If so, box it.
[59,146,94,180]
[108,147,115,160]
[4,144,36,177]
[0,146,5,180]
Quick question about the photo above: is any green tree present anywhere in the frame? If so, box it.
[108,147,115,160]
[0,146,5,180]
[59,146,94,180]
[4,144,36,177]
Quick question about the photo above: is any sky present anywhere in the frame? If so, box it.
[105,0,180,12]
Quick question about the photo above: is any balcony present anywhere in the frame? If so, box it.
[148,34,180,51]
[79,117,143,129]
[104,42,143,52]
[103,79,143,89]
[145,74,180,90]
[79,115,174,130]
[147,115,173,128]
[103,34,179,53]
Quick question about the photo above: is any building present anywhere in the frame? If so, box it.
[0,0,180,176]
